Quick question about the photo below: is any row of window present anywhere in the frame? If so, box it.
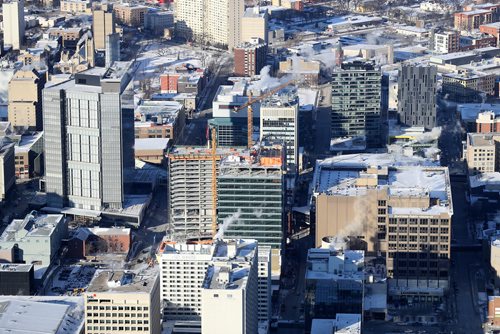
[87,306,148,311]
[388,226,449,234]
[87,326,148,332]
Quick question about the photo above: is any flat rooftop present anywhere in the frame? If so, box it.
[312,154,452,213]
[0,297,83,334]
[0,213,64,242]
[311,314,362,334]
[202,239,257,290]
[306,248,364,281]
[135,138,170,151]
[87,268,158,294]
[458,103,500,121]
[0,263,33,272]
[467,132,500,146]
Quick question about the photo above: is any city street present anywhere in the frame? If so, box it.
[448,181,484,334]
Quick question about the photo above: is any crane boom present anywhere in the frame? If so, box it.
[232,79,294,148]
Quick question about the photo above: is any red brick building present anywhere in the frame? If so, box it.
[234,40,267,77]
[455,9,493,31]
[480,22,500,46]
[160,73,180,93]
[488,296,500,326]
[476,110,500,133]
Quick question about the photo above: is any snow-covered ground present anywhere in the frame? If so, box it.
[47,265,96,296]
[132,41,230,92]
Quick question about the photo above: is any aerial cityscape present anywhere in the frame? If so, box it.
[0,0,500,333]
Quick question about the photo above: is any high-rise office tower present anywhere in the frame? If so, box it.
[217,141,284,277]
[159,239,269,326]
[312,154,453,300]
[93,4,116,51]
[201,240,259,334]
[42,62,134,210]
[2,0,25,50]
[398,63,437,130]
[260,88,299,174]
[8,67,46,131]
[174,0,243,50]
[331,61,382,148]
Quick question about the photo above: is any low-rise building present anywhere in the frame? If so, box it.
[489,295,500,327]
[46,27,84,48]
[85,268,161,334]
[0,264,34,295]
[476,110,500,133]
[135,138,170,165]
[279,57,320,86]
[134,100,185,142]
[481,22,500,46]
[395,25,429,39]
[0,297,84,333]
[0,212,67,279]
[432,30,460,54]
[14,132,43,179]
[60,0,91,13]
[460,32,497,51]
[310,314,362,334]
[458,103,500,132]
[455,9,493,31]
[442,69,495,103]
[464,132,500,173]
[144,10,174,35]
[305,248,364,330]
[114,4,148,27]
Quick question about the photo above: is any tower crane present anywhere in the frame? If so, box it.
[232,80,295,148]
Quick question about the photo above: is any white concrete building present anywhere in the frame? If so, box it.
[260,89,299,174]
[201,239,259,334]
[432,30,460,54]
[160,239,269,326]
[2,0,25,50]
[241,7,268,44]
[160,241,215,320]
[0,212,67,278]
[173,0,243,50]
[85,269,161,334]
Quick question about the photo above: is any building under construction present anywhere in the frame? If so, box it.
[167,146,247,239]
[217,140,285,277]
[260,88,299,174]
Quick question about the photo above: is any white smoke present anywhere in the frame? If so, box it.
[298,43,339,71]
[365,30,382,45]
[411,127,442,144]
[214,209,241,240]
[424,146,441,159]
[328,195,373,251]
[250,66,290,93]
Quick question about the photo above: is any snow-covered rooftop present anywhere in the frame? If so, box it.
[0,296,84,334]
